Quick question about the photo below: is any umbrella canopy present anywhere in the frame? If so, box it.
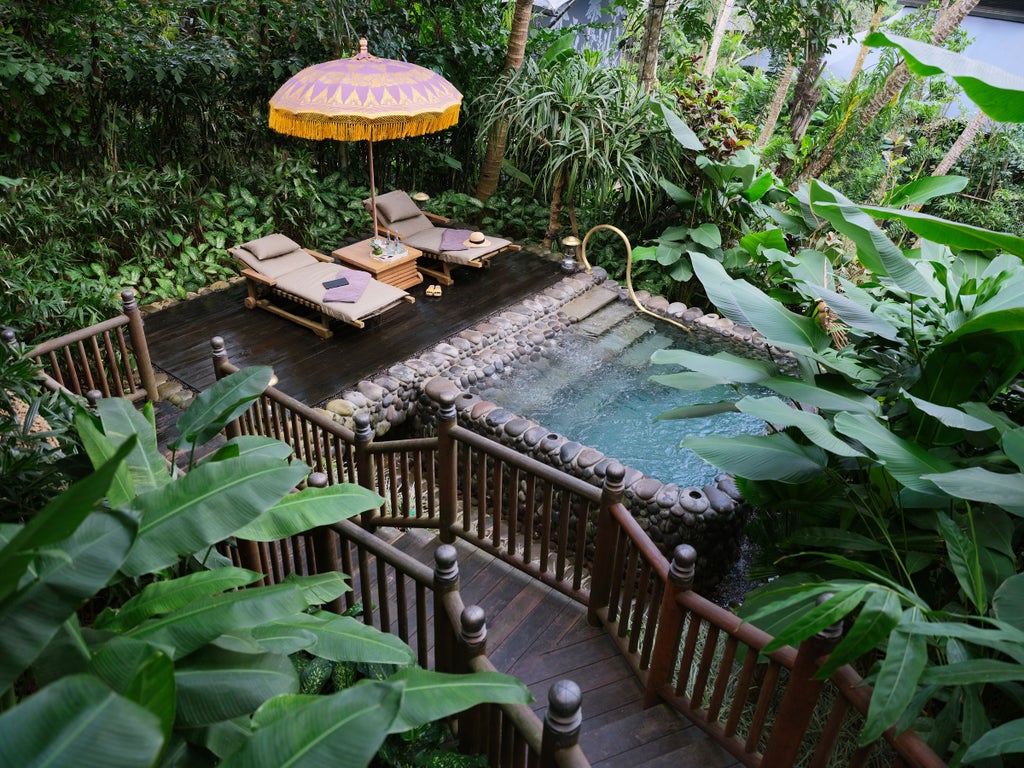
[269,39,463,237]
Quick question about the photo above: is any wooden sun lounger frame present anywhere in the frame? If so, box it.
[236,247,415,339]
[375,210,522,287]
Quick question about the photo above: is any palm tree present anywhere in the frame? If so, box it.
[474,0,535,204]
[701,0,736,79]
[475,49,664,246]
[638,0,670,92]
[799,0,980,182]
[755,57,796,148]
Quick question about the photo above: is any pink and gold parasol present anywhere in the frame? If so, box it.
[269,38,463,237]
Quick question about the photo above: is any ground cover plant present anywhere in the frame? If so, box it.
[651,41,1024,763]
[0,364,529,766]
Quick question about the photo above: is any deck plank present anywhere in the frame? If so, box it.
[380,530,737,768]
[145,243,738,767]
[142,249,564,405]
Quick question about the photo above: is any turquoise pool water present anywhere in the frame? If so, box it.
[475,309,766,489]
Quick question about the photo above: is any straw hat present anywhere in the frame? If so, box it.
[463,231,491,248]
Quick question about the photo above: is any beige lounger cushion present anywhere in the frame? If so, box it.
[230,245,318,280]
[400,228,513,266]
[366,192,434,239]
[241,233,303,260]
[375,191,422,224]
[273,262,408,325]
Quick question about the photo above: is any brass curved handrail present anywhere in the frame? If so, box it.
[578,224,692,336]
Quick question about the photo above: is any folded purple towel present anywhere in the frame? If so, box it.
[440,228,473,252]
[324,268,372,303]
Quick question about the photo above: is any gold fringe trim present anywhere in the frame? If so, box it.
[268,106,461,142]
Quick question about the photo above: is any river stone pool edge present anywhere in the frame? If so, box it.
[318,267,795,589]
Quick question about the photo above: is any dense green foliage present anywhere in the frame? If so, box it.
[0,365,529,766]
[0,0,521,340]
[653,44,1024,763]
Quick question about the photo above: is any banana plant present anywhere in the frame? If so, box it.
[0,367,529,767]
[651,176,1024,761]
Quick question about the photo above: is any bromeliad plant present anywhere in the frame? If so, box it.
[0,366,528,767]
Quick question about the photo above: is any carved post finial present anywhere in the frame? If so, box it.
[670,544,697,590]
[1,328,17,346]
[86,390,103,407]
[460,605,487,649]
[354,412,373,442]
[120,289,138,312]
[210,337,230,375]
[544,679,583,751]
[434,544,459,587]
[437,389,457,423]
[307,471,328,489]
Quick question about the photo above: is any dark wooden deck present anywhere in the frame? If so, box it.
[143,248,566,406]
[146,250,737,767]
[387,529,738,768]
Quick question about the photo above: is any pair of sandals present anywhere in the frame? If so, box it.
[425,284,443,297]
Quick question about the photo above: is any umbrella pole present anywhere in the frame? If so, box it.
[368,137,379,241]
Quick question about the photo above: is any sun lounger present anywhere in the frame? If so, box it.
[365,190,521,286]
[229,234,414,339]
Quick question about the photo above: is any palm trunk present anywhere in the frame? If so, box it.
[474,0,534,203]
[639,0,669,93]
[543,171,566,249]
[799,0,980,183]
[755,57,795,149]
[849,3,887,82]
[788,49,826,146]
[933,109,988,178]
[702,0,735,80]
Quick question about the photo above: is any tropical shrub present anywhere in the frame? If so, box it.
[474,35,669,245]
[0,339,82,524]
[0,366,529,766]
[622,102,788,303]
[647,40,1024,760]
[653,175,1024,762]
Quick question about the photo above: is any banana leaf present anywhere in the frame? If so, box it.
[174,645,298,727]
[233,483,382,542]
[387,667,532,733]
[0,508,136,691]
[219,682,400,768]
[123,454,308,576]
[170,366,275,451]
[0,675,164,768]
[865,32,1024,122]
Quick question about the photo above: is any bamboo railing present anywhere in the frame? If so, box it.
[210,337,945,768]
[9,290,159,403]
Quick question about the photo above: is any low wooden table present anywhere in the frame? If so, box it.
[331,238,423,290]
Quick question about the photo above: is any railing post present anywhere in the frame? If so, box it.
[760,593,844,766]
[588,462,625,626]
[433,544,460,675]
[436,389,458,545]
[644,544,696,708]
[457,605,488,757]
[540,680,583,768]
[353,412,377,530]
[210,336,242,440]
[122,289,159,402]
[306,471,344,612]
